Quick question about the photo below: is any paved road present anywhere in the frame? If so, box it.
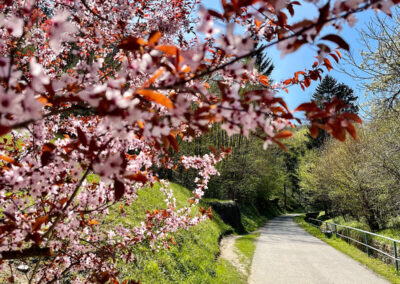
[249,215,388,284]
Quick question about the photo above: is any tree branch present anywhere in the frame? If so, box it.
[1,247,52,260]
[80,0,109,22]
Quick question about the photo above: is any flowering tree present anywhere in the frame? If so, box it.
[0,0,397,282]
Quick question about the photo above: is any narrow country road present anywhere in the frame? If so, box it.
[249,215,388,284]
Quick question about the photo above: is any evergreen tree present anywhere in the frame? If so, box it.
[313,75,358,113]
[255,43,274,77]
[307,75,358,149]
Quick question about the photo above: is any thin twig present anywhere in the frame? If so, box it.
[80,0,109,22]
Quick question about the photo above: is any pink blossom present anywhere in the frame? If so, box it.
[49,10,77,53]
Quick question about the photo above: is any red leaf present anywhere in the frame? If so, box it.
[294,102,317,112]
[42,143,56,152]
[77,127,87,146]
[0,155,16,164]
[3,211,16,222]
[59,197,68,206]
[330,53,339,63]
[332,125,346,141]
[208,9,223,19]
[274,130,293,139]
[287,4,295,16]
[124,173,148,184]
[277,11,288,26]
[321,34,350,51]
[0,125,11,136]
[156,45,179,56]
[342,113,362,124]
[283,79,292,85]
[89,138,99,152]
[316,2,330,33]
[255,18,262,28]
[314,123,332,133]
[310,124,319,138]
[114,179,125,201]
[162,135,170,151]
[272,139,287,151]
[148,31,162,46]
[88,219,99,225]
[32,216,48,232]
[346,123,357,140]
[291,19,315,30]
[209,145,217,155]
[136,89,174,109]
[27,232,42,245]
[0,223,16,235]
[168,135,179,152]
[323,58,333,71]
[144,68,164,87]
[41,151,54,166]
[118,36,148,51]
[294,71,306,80]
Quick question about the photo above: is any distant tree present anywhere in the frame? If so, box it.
[298,116,400,230]
[342,7,400,114]
[307,75,358,149]
[281,127,309,203]
[255,43,274,77]
[313,75,358,113]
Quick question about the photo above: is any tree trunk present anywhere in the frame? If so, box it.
[284,184,287,210]
[365,211,380,231]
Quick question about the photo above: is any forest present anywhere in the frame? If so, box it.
[297,9,400,234]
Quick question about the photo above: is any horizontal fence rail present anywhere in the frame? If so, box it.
[306,217,400,271]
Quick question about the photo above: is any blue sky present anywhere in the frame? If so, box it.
[199,0,379,115]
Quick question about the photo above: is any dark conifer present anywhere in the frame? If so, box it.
[307,75,358,149]
[255,43,274,77]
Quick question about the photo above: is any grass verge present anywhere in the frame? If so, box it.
[295,215,400,284]
[234,232,261,275]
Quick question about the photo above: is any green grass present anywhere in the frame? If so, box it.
[214,259,246,284]
[325,215,400,247]
[235,233,260,259]
[103,183,279,283]
[106,182,244,283]
[234,232,260,275]
[377,229,400,243]
[1,133,25,151]
[295,215,400,284]
[326,216,369,230]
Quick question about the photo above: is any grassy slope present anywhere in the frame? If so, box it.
[295,216,400,283]
[108,183,246,283]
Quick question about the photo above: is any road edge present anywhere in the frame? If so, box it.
[294,215,399,284]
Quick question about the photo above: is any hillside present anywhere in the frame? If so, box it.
[107,182,279,283]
